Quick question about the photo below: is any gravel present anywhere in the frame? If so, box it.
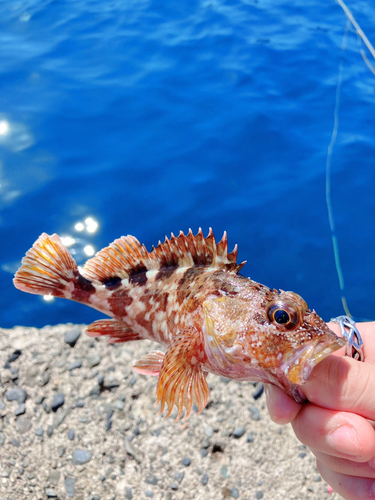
[0,324,340,500]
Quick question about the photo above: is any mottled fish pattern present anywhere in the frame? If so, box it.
[14,229,346,421]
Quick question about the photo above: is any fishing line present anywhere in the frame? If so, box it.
[325,20,350,317]
[326,1,375,317]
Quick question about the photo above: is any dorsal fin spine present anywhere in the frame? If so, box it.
[81,228,243,282]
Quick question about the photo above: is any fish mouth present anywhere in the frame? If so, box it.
[283,336,347,385]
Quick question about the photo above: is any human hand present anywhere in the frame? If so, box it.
[265,322,375,500]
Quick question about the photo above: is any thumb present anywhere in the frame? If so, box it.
[303,354,375,420]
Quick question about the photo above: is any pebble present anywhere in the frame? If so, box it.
[255,492,264,499]
[87,355,101,368]
[24,365,39,387]
[15,403,26,416]
[180,457,191,466]
[64,326,82,346]
[40,371,50,386]
[313,475,322,482]
[106,410,114,432]
[230,487,240,499]
[51,393,65,412]
[0,432,5,446]
[299,452,307,459]
[201,473,208,485]
[68,429,75,440]
[232,427,246,439]
[5,388,27,404]
[1,467,10,477]
[35,395,44,405]
[247,433,254,443]
[53,408,68,428]
[48,470,60,485]
[248,405,260,421]
[65,476,75,498]
[126,487,133,499]
[173,471,184,484]
[47,425,53,437]
[72,449,93,465]
[145,475,158,485]
[35,427,44,437]
[67,359,82,371]
[220,377,231,383]
[7,349,22,364]
[46,488,57,498]
[203,426,214,438]
[114,400,125,410]
[89,385,101,396]
[145,491,153,498]
[125,438,141,464]
[200,448,209,458]
[252,383,264,400]
[10,438,20,447]
[43,401,51,414]
[221,465,229,478]
[0,399,5,410]
[76,398,85,408]
[58,446,66,457]
[17,416,31,434]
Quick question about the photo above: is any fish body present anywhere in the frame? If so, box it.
[14,229,346,420]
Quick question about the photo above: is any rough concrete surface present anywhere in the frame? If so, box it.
[0,324,342,500]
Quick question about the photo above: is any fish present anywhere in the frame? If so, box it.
[13,229,346,421]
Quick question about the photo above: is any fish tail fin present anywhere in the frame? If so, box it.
[14,233,82,299]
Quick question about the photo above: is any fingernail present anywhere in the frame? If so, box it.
[326,426,360,457]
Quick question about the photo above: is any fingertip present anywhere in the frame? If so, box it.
[264,383,303,424]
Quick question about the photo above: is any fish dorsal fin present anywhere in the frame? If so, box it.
[83,235,156,281]
[82,228,243,282]
[152,228,242,270]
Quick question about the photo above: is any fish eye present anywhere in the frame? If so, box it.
[266,300,300,330]
[273,309,290,324]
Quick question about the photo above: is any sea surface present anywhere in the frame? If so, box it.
[1,0,375,328]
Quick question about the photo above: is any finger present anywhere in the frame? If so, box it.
[317,459,375,500]
[292,404,375,462]
[312,449,375,479]
[264,383,303,424]
[303,354,375,421]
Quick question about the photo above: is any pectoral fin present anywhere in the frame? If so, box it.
[156,327,209,422]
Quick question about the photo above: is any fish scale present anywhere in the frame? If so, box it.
[14,228,346,421]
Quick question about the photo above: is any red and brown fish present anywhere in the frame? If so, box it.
[13,229,346,421]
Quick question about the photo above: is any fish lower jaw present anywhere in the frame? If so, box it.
[282,336,347,385]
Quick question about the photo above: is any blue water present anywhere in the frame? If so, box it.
[1,0,375,328]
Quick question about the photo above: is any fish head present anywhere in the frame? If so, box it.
[202,289,346,388]
[262,290,347,385]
